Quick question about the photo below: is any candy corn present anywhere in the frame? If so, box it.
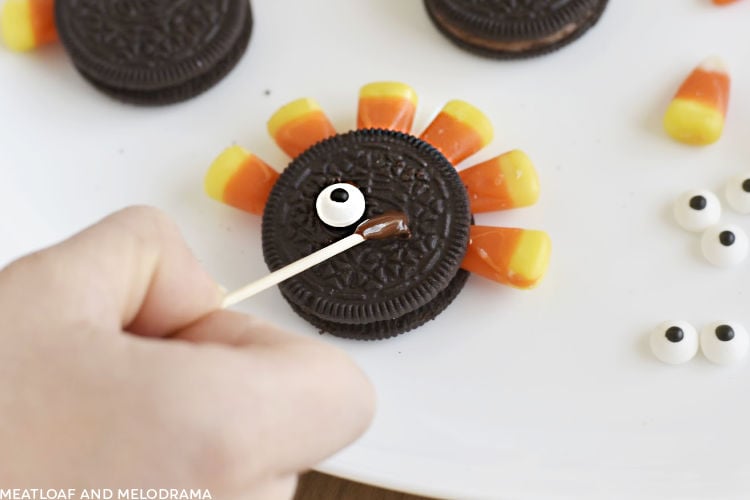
[420,100,493,165]
[712,0,741,5]
[267,98,336,158]
[663,56,730,146]
[459,150,539,214]
[1,0,56,52]
[461,226,551,289]
[357,82,417,133]
[205,146,279,215]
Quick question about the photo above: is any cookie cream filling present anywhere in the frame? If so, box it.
[434,7,595,53]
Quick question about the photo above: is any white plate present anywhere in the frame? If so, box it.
[2,0,750,498]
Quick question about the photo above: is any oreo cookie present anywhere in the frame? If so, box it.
[262,129,472,340]
[55,0,252,105]
[423,0,609,59]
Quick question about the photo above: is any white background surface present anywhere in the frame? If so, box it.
[2,0,750,498]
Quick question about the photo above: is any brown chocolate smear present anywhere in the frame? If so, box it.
[355,212,411,240]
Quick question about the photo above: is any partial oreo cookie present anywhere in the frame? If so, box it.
[424,0,609,59]
[262,129,472,340]
[55,0,252,105]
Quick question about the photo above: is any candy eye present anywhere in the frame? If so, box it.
[673,189,721,232]
[700,322,749,365]
[700,224,748,267]
[650,320,698,364]
[315,183,366,227]
[724,173,750,214]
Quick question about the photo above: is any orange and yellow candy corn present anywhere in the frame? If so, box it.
[420,100,493,165]
[357,82,417,133]
[267,98,336,158]
[205,146,279,216]
[663,56,730,146]
[461,226,551,289]
[1,0,56,52]
[459,150,539,214]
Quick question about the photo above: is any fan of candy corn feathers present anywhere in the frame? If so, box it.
[205,82,551,289]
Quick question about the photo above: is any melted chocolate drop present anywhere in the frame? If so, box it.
[355,212,411,240]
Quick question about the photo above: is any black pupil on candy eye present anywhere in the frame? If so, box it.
[665,326,684,343]
[689,196,707,210]
[330,188,349,203]
[719,231,735,246]
[715,325,735,342]
[742,179,750,193]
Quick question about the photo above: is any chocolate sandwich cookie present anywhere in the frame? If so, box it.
[423,0,609,59]
[262,129,472,340]
[54,0,252,105]
[205,82,552,340]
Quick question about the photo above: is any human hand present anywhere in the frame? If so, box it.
[0,206,375,499]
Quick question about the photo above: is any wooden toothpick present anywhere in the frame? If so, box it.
[221,212,411,308]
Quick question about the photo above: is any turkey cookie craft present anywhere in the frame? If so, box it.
[205,82,551,340]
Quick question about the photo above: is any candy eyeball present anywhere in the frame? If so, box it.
[673,189,721,232]
[700,224,749,267]
[650,320,699,364]
[724,173,750,214]
[316,183,366,227]
[700,321,749,365]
